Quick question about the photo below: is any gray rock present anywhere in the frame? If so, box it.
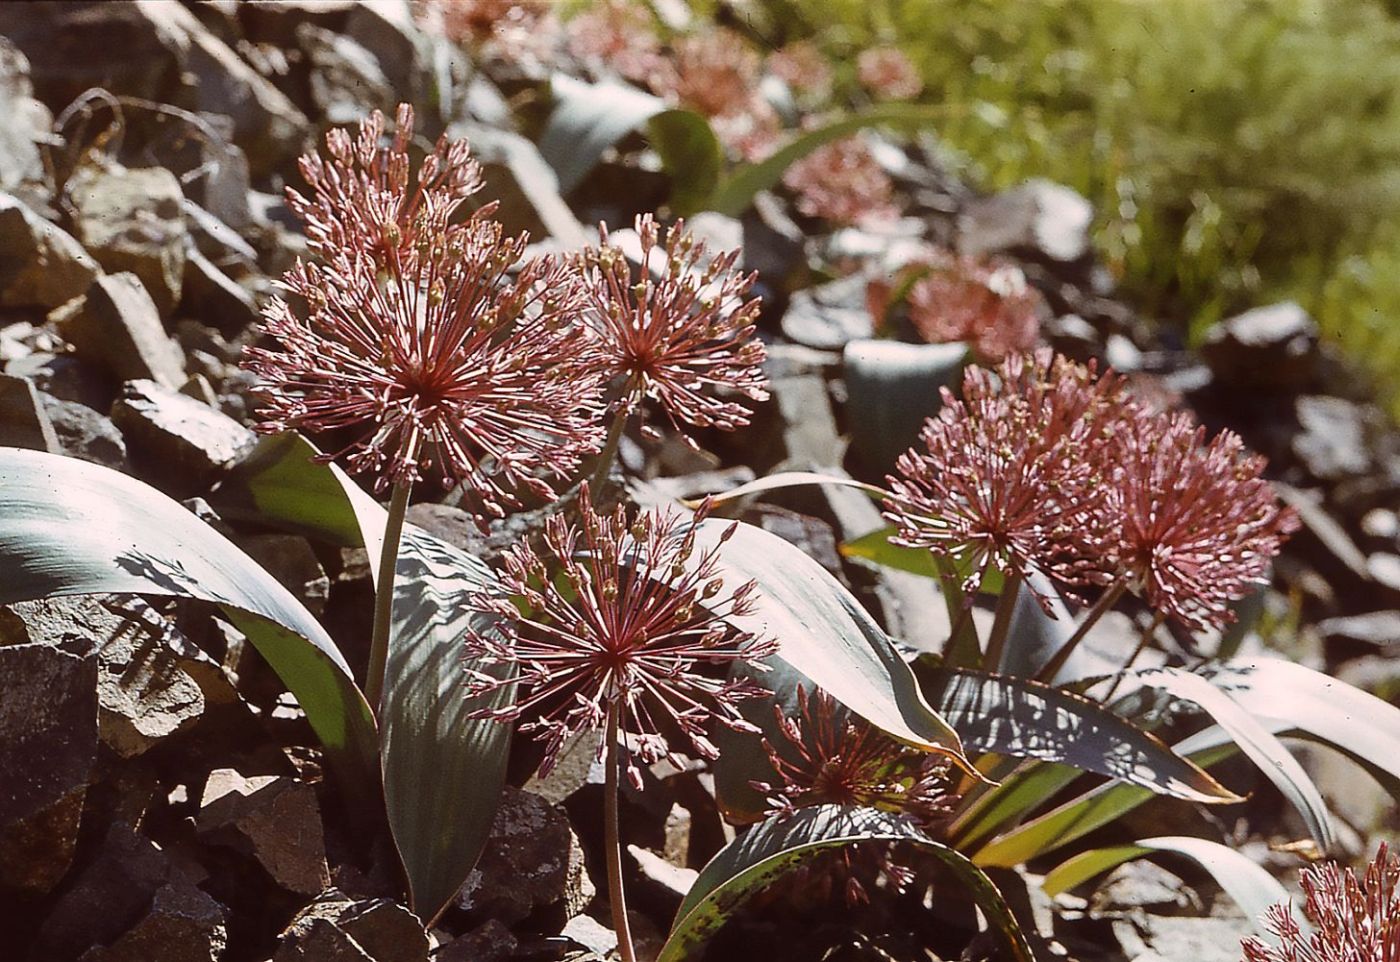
[1200,301,1319,391]
[68,165,188,317]
[342,1,435,114]
[61,273,188,389]
[1362,508,1400,541]
[237,534,331,617]
[198,769,331,896]
[41,394,131,469]
[180,245,259,336]
[95,603,207,759]
[110,378,256,494]
[1091,860,1198,915]
[1293,395,1373,480]
[273,890,428,962]
[771,374,845,468]
[447,121,589,247]
[78,879,228,962]
[1316,611,1400,647]
[31,821,171,961]
[0,640,97,898]
[0,195,101,310]
[0,38,52,194]
[5,350,113,409]
[299,23,395,125]
[1111,913,1255,962]
[842,338,965,473]
[781,274,875,350]
[628,843,698,915]
[1275,482,1372,581]
[435,919,518,962]
[183,199,260,267]
[273,918,376,962]
[456,786,595,924]
[560,915,618,957]
[0,373,59,452]
[959,179,1094,263]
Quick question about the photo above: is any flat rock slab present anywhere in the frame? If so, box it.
[61,273,188,389]
[0,193,101,310]
[198,769,330,896]
[110,378,256,495]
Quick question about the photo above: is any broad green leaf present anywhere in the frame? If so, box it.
[0,446,377,783]
[1042,836,1298,937]
[840,525,941,580]
[538,73,722,203]
[659,805,1033,962]
[948,760,1082,851]
[921,667,1239,803]
[219,435,512,923]
[694,518,969,767]
[842,339,966,474]
[703,102,956,217]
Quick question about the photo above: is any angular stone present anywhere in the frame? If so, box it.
[198,770,330,895]
[435,919,518,962]
[447,121,589,247]
[1201,301,1319,391]
[560,915,617,958]
[959,179,1093,263]
[456,786,595,924]
[0,194,101,310]
[0,640,97,897]
[61,273,188,388]
[299,22,395,124]
[1293,395,1372,480]
[273,890,428,962]
[40,393,131,470]
[772,374,844,468]
[110,378,256,495]
[96,606,207,759]
[0,372,59,452]
[180,246,259,336]
[273,918,376,962]
[781,274,874,350]
[628,844,698,915]
[31,822,171,960]
[78,878,228,962]
[342,1,435,113]
[68,165,188,317]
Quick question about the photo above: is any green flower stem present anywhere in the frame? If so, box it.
[604,705,638,962]
[1101,609,1167,702]
[981,571,1023,673]
[1034,578,1128,683]
[589,412,629,494]
[364,480,412,716]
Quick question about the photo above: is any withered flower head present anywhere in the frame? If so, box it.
[900,254,1045,361]
[249,216,604,521]
[857,45,923,100]
[883,349,1131,606]
[1102,410,1298,633]
[781,135,897,227]
[1242,843,1399,962]
[463,487,779,788]
[754,686,956,905]
[565,0,663,84]
[288,103,483,267]
[577,214,769,440]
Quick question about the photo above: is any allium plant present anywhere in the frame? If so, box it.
[653,28,780,159]
[577,214,769,466]
[781,134,898,227]
[900,254,1045,361]
[768,40,834,101]
[464,486,777,961]
[857,45,924,100]
[1242,844,1400,962]
[564,0,663,85]
[754,686,957,904]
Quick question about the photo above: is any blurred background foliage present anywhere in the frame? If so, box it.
[691,0,1400,417]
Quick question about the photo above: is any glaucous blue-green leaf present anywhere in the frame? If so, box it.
[842,339,966,474]
[659,805,1033,962]
[0,446,377,783]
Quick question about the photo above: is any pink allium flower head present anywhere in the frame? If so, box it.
[428,0,561,65]
[249,214,605,522]
[288,103,483,268]
[657,27,762,119]
[1242,843,1400,962]
[565,0,663,84]
[900,254,1045,361]
[857,45,923,100]
[578,214,769,440]
[1102,410,1299,633]
[464,487,779,788]
[768,40,833,98]
[883,349,1132,607]
[753,686,955,905]
[781,135,898,227]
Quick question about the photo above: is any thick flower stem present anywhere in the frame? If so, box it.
[981,571,1022,673]
[1034,578,1128,683]
[364,480,412,716]
[1101,610,1166,703]
[604,706,637,962]
[589,412,629,495]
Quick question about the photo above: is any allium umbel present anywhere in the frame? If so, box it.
[578,215,769,439]
[782,135,897,227]
[900,254,1045,361]
[884,350,1130,606]
[856,46,923,100]
[463,487,779,788]
[1241,843,1399,962]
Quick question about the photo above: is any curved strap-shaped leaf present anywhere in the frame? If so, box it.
[660,805,1033,962]
[842,339,967,474]
[1042,836,1298,937]
[538,73,722,209]
[921,667,1240,803]
[693,518,969,769]
[704,102,957,216]
[0,446,377,781]
[220,434,512,923]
